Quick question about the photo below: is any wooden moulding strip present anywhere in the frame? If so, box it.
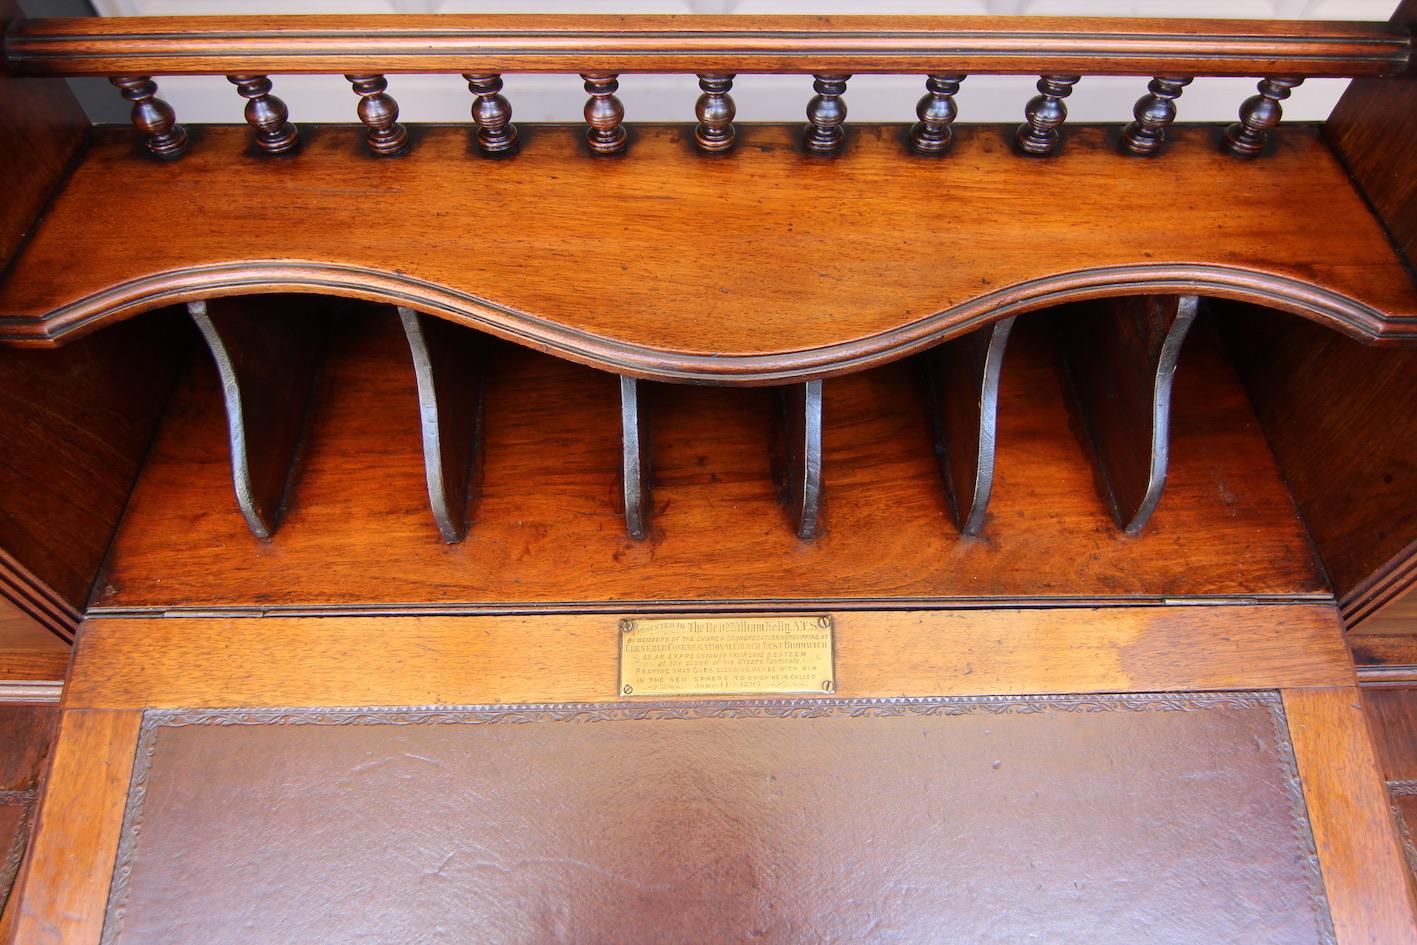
[0,552,78,644]
[64,604,1353,711]
[1284,687,1417,945]
[1344,543,1417,629]
[10,709,142,945]
[3,15,1408,78]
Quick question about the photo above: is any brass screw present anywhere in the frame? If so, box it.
[816,616,830,628]
[822,680,834,692]
[623,684,633,695]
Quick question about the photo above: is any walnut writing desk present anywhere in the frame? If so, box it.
[1,6,1417,943]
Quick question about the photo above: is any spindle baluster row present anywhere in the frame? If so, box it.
[109,72,1305,162]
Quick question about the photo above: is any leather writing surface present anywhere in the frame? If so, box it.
[103,694,1333,945]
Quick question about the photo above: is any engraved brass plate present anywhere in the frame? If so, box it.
[618,615,835,697]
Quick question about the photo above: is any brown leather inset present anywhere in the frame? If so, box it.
[103,694,1333,945]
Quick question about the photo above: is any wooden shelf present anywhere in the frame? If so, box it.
[1,123,1413,383]
[92,305,1326,614]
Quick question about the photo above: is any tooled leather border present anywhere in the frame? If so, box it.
[0,789,36,919]
[1386,779,1417,883]
[99,691,1336,945]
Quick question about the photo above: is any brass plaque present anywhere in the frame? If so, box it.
[618,615,834,697]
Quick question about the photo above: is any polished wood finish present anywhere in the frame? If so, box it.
[0,0,88,269]
[345,74,407,156]
[0,312,182,630]
[1121,76,1191,156]
[1350,634,1417,686]
[1355,592,1417,638]
[91,314,1324,613]
[399,306,484,544]
[924,317,1014,536]
[804,74,849,155]
[581,73,626,155]
[0,599,68,682]
[1016,74,1079,156]
[107,76,187,160]
[1220,303,1417,628]
[1362,687,1417,781]
[2,125,1414,370]
[10,709,142,945]
[1058,295,1198,535]
[1327,1,1417,274]
[189,297,327,540]
[1284,687,1417,945]
[1225,77,1303,157]
[226,74,297,155]
[463,73,517,155]
[65,606,1351,710]
[693,73,735,153]
[0,705,56,792]
[6,15,1407,78]
[620,376,650,540]
[909,74,964,155]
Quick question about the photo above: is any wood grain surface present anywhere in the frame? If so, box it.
[1363,687,1417,782]
[2,124,1414,374]
[0,0,88,268]
[1220,304,1417,628]
[0,312,185,625]
[10,710,141,945]
[92,313,1326,613]
[0,599,67,682]
[4,15,1407,78]
[1285,687,1417,945]
[65,604,1351,710]
[1326,0,1417,266]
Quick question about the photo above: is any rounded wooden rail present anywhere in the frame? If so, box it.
[2,15,1409,77]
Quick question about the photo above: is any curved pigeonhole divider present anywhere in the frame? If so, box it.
[169,290,1275,552]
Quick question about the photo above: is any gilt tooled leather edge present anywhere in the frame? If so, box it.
[1387,780,1417,884]
[100,691,1335,945]
[0,790,36,920]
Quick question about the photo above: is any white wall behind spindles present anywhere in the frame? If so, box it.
[84,0,1397,125]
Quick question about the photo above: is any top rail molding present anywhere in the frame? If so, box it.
[2,15,1410,78]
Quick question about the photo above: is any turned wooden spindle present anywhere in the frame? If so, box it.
[1016,75,1080,156]
[109,76,188,159]
[1121,77,1191,156]
[1225,77,1303,157]
[227,75,298,155]
[582,74,627,155]
[804,74,850,155]
[910,74,966,155]
[694,74,737,153]
[463,74,518,155]
[345,74,408,156]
